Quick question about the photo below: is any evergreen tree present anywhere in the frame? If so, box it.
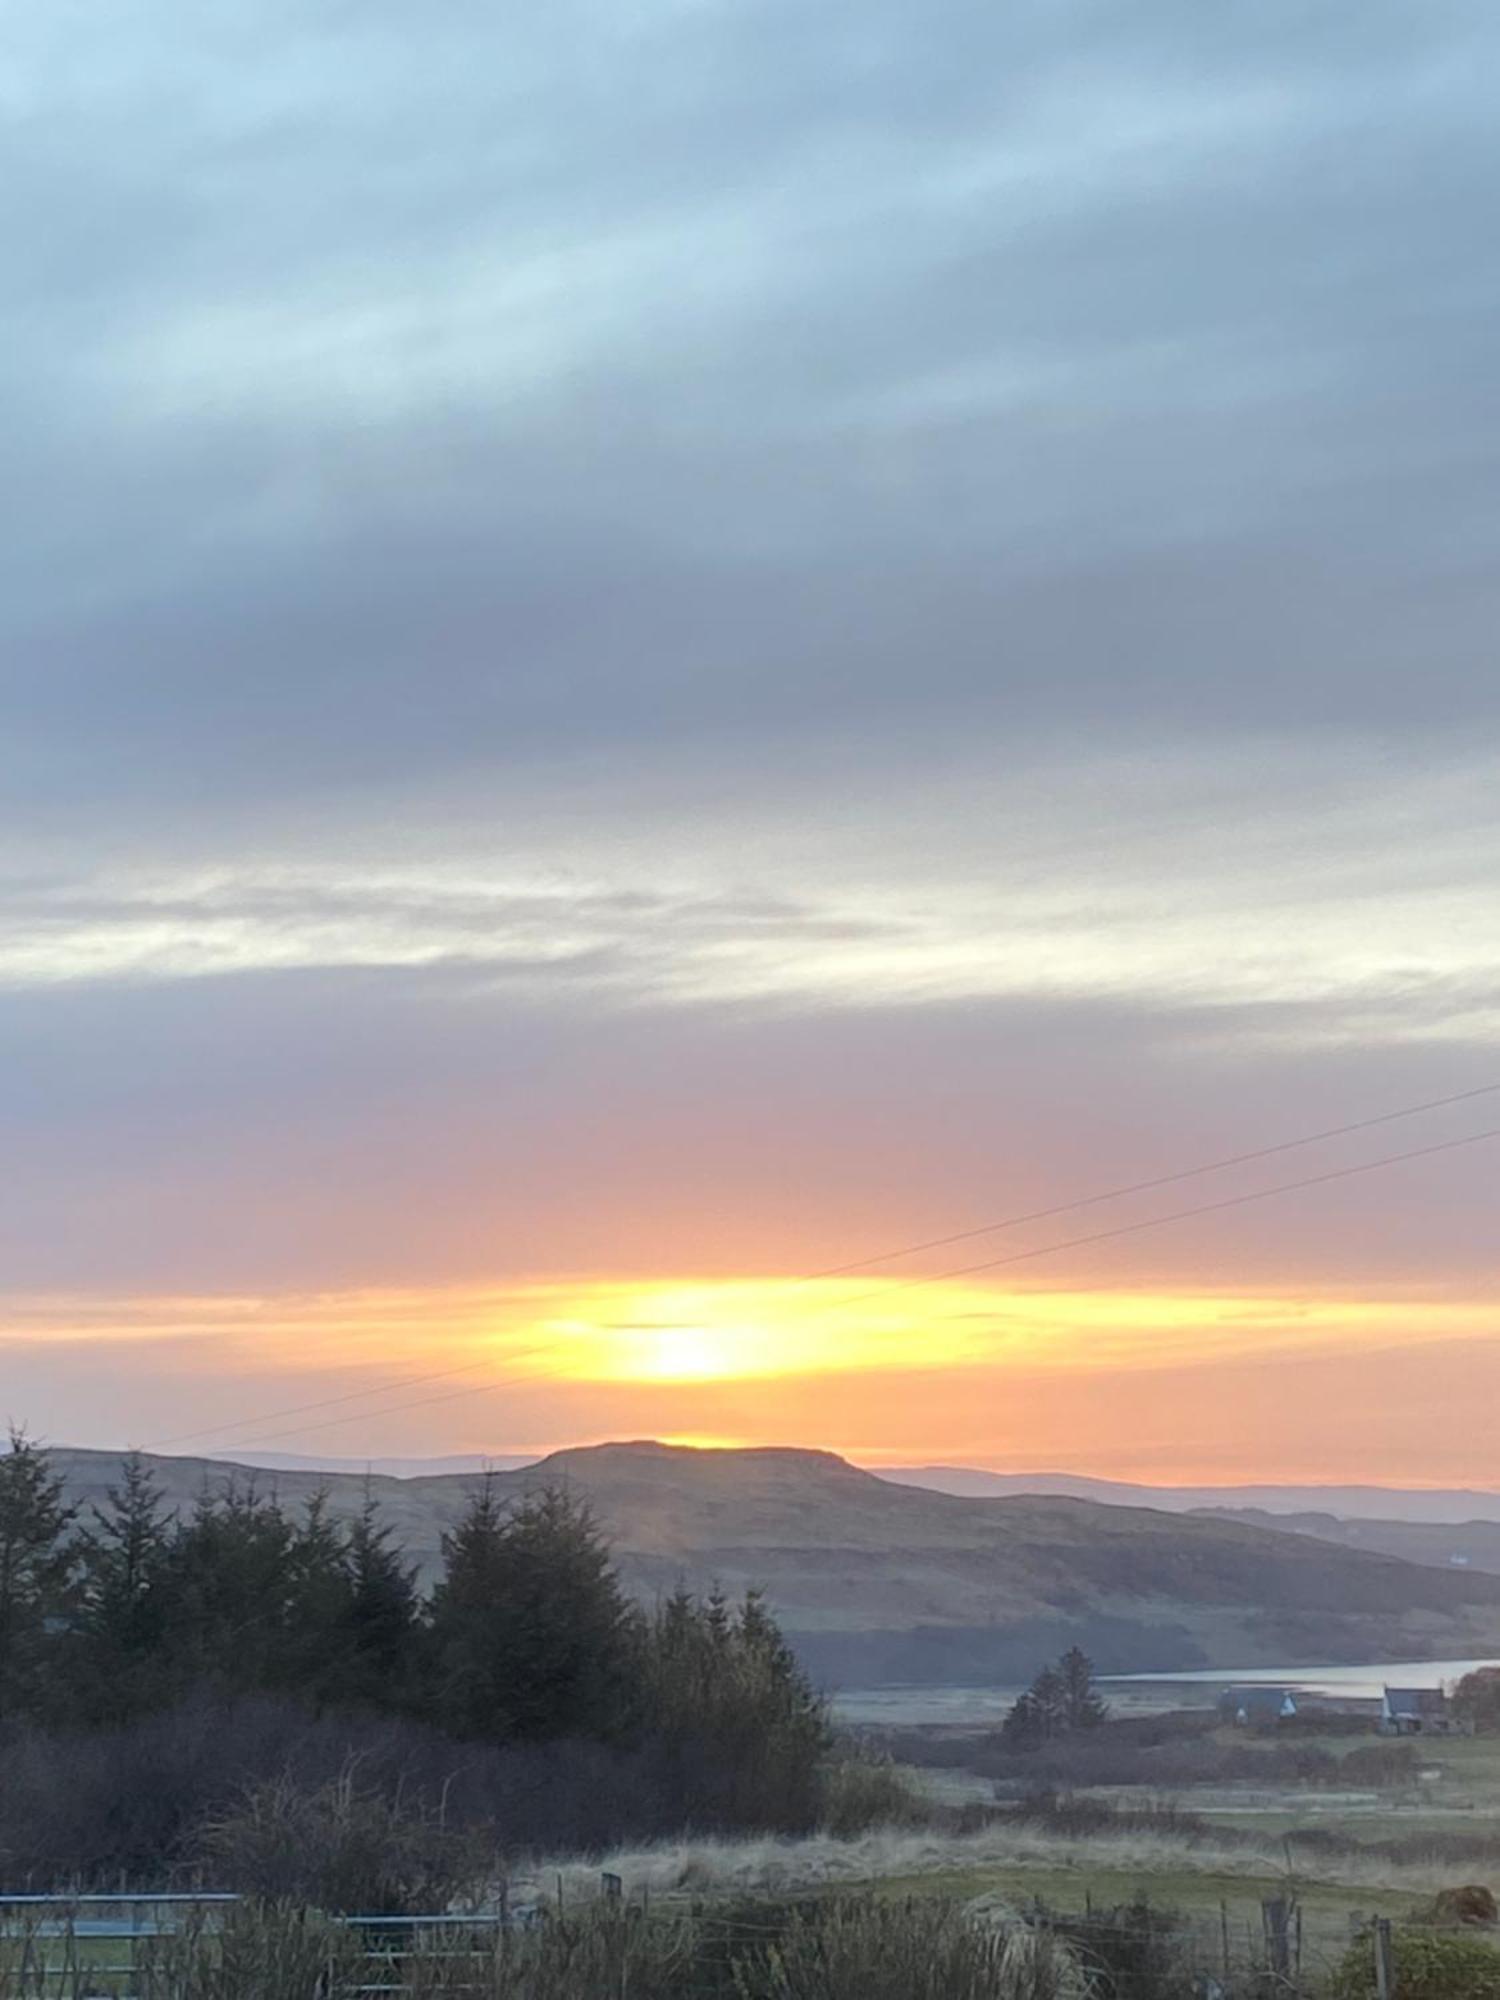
[1058,1645,1108,1730]
[336,1491,419,1711]
[641,1584,830,1830]
[279,1492,356,1708]
[1001,1646,1108,1747]
[428,1481,636,1743]
[74,1452,174,1724]
[160,1481,296,1693]
[1029,1661,1067,1736]
[0,1428,76,1723]
[999,1687,1047,1749]
[426,1476,508,1739]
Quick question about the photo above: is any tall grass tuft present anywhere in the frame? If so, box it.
[403,1898,1085,2000]
[729,1896,1087,2000]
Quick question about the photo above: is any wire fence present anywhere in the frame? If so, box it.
[0,1883,1491,1998]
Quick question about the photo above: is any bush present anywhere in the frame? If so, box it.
[819,1754,928,1836]
[194,1763,491,1914]
[1330,1928,1500,2000]
[1454,1670,1500,1735]
[1044,1897,1196,2000]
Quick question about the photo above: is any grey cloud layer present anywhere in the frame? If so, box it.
[7,0,1500,837]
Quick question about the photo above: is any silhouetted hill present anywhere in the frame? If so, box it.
[1195,1507,1500,1577]
[880,1465,1500,1523]
[45,1440,1500,1685]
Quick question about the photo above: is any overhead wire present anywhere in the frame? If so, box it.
[144,1078,1500,1455]
[801,1077,1500,1279]
[211,1121,1500,1453]
[819,1123,1500,1315]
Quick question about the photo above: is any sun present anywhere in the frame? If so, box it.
[633,1323,752,1381]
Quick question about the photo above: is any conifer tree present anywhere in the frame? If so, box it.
[1058,1644,1108,1730]
[427,1476,512,1740]
[161,1481,296,1693]
[74,1452,174,1723]
[428,1481,636,1743]
[0,1428,76,1723]
[1001,1645,1108,1747]
[280,1491,356,1708]
[337,1491,419,1711]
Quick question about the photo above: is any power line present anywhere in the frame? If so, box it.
[144,1078,1500,1456]
[803,1078,1500,1280]
[207,1121,1500,1453]
[821,1123,1500,1315]
[144,1354,506,1453]
[218,1361,550,1454]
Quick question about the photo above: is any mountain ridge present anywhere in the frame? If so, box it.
[42,1438,1500,1685]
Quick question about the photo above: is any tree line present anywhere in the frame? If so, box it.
[0,1430,829,1826]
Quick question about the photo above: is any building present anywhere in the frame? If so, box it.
[1218,1686,1297,1728]
[1380,1686,1456,1735]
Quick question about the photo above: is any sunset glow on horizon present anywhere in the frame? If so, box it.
[6,1268,1497,1483]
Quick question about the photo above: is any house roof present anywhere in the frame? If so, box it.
[1220,1685,1295,1712]
[1383,1686,1448,1715]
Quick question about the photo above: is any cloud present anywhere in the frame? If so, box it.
[7,0,1500,828]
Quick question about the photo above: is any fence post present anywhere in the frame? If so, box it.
[1374,1918,1395,2000]
[1220,1901,1231,1987]
[1262,1897,1292,1986]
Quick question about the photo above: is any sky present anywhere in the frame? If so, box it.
[4,1,1500,1482]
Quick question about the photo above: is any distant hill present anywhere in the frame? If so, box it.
[1195,1507,1500,1578]
[879,1466,1500,1525]
[44,1440,1500,1686]
[216,1450,536,1478]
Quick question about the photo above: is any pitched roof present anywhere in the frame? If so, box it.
[1383,1686,1448,1715]
[1220,1685,1295,1713]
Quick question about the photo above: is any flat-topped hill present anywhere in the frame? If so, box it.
[45,1439,1500,1684]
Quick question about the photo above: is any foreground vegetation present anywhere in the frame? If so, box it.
[6,1886,1497,2000]
[0,1429,837,1886]
[9,1426,1500,1992]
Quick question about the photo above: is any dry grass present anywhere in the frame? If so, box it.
[525,1815,1466,1910]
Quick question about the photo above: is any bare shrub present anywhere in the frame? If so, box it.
[193,1763,490,1914]
[0,1694,813,1890]
[1043,1897,1198,2000]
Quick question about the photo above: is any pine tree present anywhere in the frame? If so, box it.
[640,1585,829,1830]
[1001,1646,1108,1748]
[337,1491,419,1712]
[426,1476,512,1739]
[279,1491,356,1708]
[428,1481,636,1743]
[160,1480,296,1693]
[74,1452,174,1723]
[1058,1645,1108,1730]
[0,1428,77,1723]
[1029,1661,1068,1738]
[1000,1688,1047,1749]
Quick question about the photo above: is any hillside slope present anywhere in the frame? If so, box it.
[1197,1507,1500,1578]
[881,1466,1500,1523]
[46,1441,1500,1684]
